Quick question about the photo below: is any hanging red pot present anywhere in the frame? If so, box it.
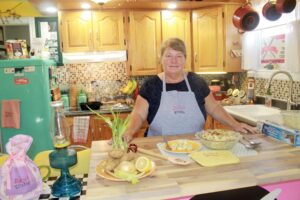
[232,2,260,33]
[262,1,282,21]
[276,0,297,13]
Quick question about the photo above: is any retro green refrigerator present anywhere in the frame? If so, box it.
[0,59,55,158]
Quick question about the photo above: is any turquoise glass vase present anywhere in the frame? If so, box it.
[49,148,82,197]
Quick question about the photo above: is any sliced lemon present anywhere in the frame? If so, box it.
[135,156,152,173]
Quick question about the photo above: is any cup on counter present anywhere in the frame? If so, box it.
[77,92,87,110]
[61,94,69,108]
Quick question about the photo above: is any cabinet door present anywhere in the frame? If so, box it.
[204,114,214,130]
[162,11,192,72]
[213,119,232,130]
[93,118,112,140]
[128,11,162,76]
[192,7,224,72]
[93,11,125,51]
[59,11,92,52]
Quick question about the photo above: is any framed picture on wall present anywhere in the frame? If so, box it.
[35,17,62,65]
[0,27,4,45]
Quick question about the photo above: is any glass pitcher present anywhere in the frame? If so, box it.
[50,101,71,148]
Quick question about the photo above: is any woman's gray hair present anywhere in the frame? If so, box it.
[161,38,186,58]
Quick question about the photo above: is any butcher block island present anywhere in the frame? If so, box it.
[85,133,300,200]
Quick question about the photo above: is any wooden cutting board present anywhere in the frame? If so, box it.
[189,150,240,167]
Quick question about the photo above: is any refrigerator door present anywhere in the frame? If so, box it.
[0,59,55,158]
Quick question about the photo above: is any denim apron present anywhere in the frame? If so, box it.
[147,73,205,136]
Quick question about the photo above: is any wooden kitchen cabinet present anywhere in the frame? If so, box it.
[59,11,93,52]
[204,114,232,130]
[67,113,147,148]
[93,113,148,140]
[161,10,192,72]
[128,11,162,76]
[92,11,126,51]
[59,11,125,52]
[192,5,241,72]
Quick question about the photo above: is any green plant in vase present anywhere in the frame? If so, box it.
[88,108,130,150]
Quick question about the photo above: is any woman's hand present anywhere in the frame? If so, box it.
[123,133,133,143]
[233,122,260,134]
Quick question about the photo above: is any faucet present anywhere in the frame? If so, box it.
[265,70,294,110]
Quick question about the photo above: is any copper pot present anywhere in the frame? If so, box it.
[263,1,282,21]
[276,0,297,13]
[232,3,260,32]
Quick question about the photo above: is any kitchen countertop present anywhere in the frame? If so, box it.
[223,104,284,126]
[85,133,300,200]
[64,104,132,116]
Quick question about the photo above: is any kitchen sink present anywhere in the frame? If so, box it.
[223,104,283,126]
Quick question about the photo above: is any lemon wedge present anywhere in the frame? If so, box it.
[135,156,152,173]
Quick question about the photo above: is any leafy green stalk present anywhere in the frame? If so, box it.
[88,106,130,150]
[113,169,139,184]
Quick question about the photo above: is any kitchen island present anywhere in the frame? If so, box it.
[85,133,300,200]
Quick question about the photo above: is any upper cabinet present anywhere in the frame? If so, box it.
[59,11,92,52]
[193,7,223,72]
[58,6,242,73]
[59,11,125,52]
[192,5,241,72]
[161,11,192,72]
[128,11,162,76]
[92,11,126,51]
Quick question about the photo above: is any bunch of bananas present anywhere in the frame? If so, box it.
[120,79,137,95]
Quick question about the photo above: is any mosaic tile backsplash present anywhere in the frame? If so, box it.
[56,62,300,104]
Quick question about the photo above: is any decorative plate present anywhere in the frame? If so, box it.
[95,160,156,181]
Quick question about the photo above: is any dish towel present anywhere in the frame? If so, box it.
[1,100,21,129]
[73,116,90,143]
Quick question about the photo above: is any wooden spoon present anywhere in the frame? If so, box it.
[138,147,192,165]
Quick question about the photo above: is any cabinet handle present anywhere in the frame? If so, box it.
[194,53,198,63]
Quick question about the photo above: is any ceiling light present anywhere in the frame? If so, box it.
[167,3,177,9]
[91,0,110,5]
[81,3,91,9]
[46,7,57,13]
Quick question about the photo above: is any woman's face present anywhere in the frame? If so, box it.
[162,47,186,75]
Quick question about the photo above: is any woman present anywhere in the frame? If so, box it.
[123,38,257,142]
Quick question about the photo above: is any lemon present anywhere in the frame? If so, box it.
[135,156,152,173]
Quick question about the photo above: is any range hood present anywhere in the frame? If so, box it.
[62,51,127,64]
